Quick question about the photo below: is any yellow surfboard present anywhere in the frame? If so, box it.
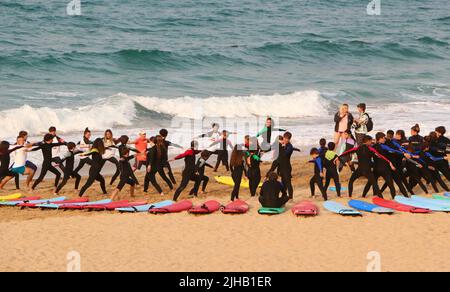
[0,193,22,201]
[214,176,262,188]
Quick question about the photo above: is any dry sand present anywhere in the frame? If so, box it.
[0,155,449,272]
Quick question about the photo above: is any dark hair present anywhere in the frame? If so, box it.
[362,135,373,144]
[48,126,56,132]
[84,127,91,135]
[310,148,319,155]
[386,130,394,137]
[222,130,228,135]
[212,123,219,128]
[155,135,166,159]
[159,129,168,138]
[435,126,446,135]
[375,132,386,141]
[267,171,278,181]
[396,130,406,140]
[44,133,54,142]
[230,145,245,167]
[191,140,198,149]
[67,142,76,150]
[118,135,129,145]
[18,130,28,137]
[0,141,11,153]
[283,132,292,140]
[104,129,113,140]
[120,147,130,157]
[278,135,284,141]
[92,138,105,155]
[319,138,327,147]
[149,136,156,144]
[428,131,438,142]
[411,124,420,133]
[327,142,336,151]
[357,103,366,112]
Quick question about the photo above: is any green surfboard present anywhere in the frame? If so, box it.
[258,207,285,215]
[432,194,450,201]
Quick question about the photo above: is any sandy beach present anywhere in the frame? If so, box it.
[0,154,449,272]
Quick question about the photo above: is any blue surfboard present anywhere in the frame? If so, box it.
[0,196,66,206]
[329,186,347,192]
[411,195,450,208]
[323,201,362,216]
[116,200,173,213]
[444,192,450,197]
[37,199,112,209]
[395,196,450,212]
[348,200,394,214]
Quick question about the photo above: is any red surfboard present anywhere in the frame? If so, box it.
[372,197,430,213]
[189,200,221,214]
[83,200,147,211]
[19,198,88,208]
[149,200,193,214]
[292,201,319,216]
[221,199,249,214]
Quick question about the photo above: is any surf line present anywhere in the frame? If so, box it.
[179,276,214,290]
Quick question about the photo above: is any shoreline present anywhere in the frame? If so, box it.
[0,154,449,272]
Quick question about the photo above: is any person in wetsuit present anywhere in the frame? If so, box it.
[188,150,214,196]
[361,132,409,199]
[209,130,233,172]
[245,136,262,197]
[110,148,137,201]
[259,172,290,208]
[103,129,121,185]
[9,135,36,190]
[171,141,202,201]
[48,126,66,174]
[309,148,328,201]
[110,135,141,185]
[160,129,183,185]
[257,117,286,152]
[54,142,83,195]
[78,138,107,197]
[338,135,395,198]
[144,136,174,195]
[408,124,424,152]
[30,134,66,190]
[229,143,246,201]
[73,128,93,176]
[323,142,342,198]
[0,141,24,190]
[268,132,295,199]
[418,141,449,192]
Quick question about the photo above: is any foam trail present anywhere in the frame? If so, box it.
[128,90,330,119]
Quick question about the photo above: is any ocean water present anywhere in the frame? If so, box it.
[1,0,449,152]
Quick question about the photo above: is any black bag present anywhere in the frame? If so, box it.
[365,113,374,132]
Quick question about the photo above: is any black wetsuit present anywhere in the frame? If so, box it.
[408,134,424,152]
[246,150,262,197]
[73,137,93,175]
[55,150,83,193]
[323,150,341,198]
[361,143,397,199]
[429,139,450,181]
[0,146,23,189]
[380,140,411,197]
[189,158,213,196]
[269,143,295,199]
[259,180,289,208]
[144,146,174,193]
[79,149,107,197]
[116,155,136,191]
[230,146,245,201]
[213,138,232,172]
[31,142,65,190]
[162,140,182,184]
[111,144,140,185]
[340,145,388,198]
[419,151,449,192]
[309,156,328,200]
[257,126,286,151]
[173,149,201,201]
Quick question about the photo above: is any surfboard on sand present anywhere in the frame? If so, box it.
[328,186,347,192]
[116,200,173,213]
[372,197,430,213]
[323,201,362,216]
[258,207,285,215]
[189,200,221,214]
[0,193,22,201]
[411,195,450,208]
[83,200,147,211]
[16,197,67,208]
[291,201,319,216]
[395,196,450,212]
[215,176,262,188]
[149,200,193,214]
[221,199,249,214]
[433,194,450,201]
[348,199,394,214]
[38,199,109,209]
